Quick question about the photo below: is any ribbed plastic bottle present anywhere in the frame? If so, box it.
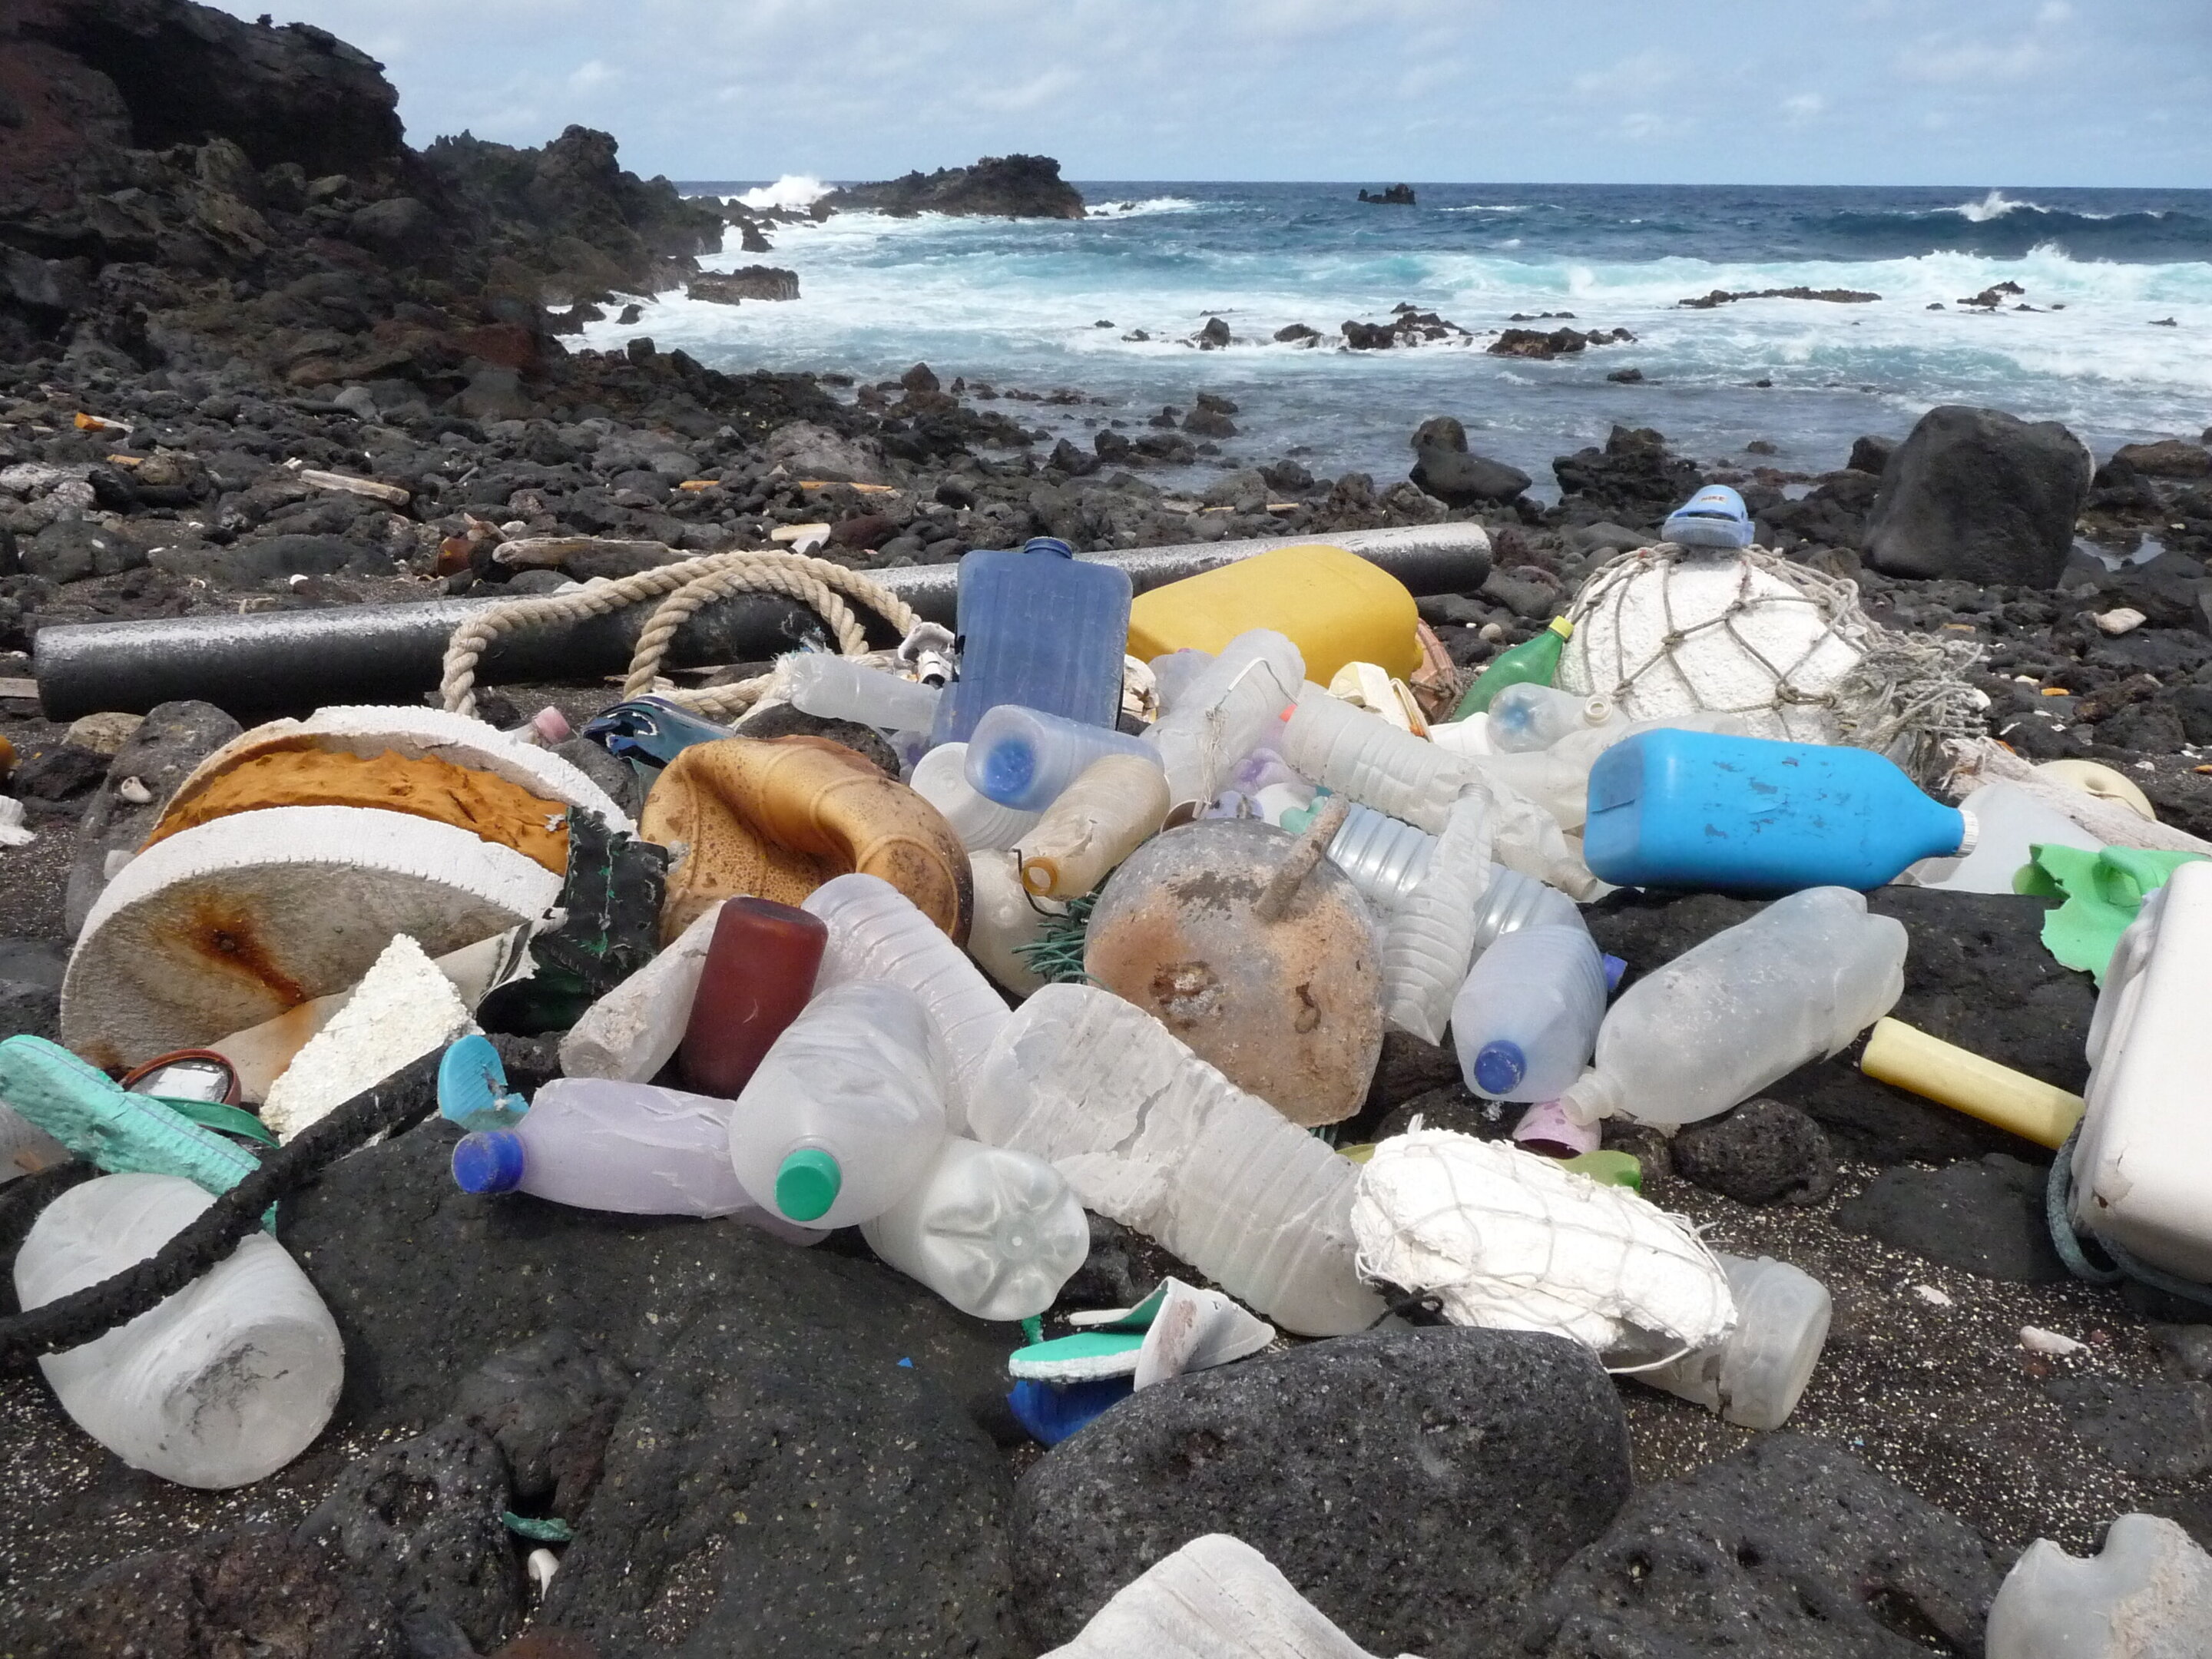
[1560,886,1908,1127]
[1584,728,1974,892]
[801,873,1008,1131]
[1141,629,1306,815]
[14,1172,343,1488]
[678,896,826,1098]
[859,1136,1091,1320]
[1486,682,1620,753]
[783,653,942,733]
[1632,1253,1831,1430]
[452,1077,813,1232]
[1451,921,1608,1102]
[1278,684,1473,833]
[965,704,1161,813]
[1019,753,1171,899]
[729,981,948,1228]
[909,742,1041,852]
[1381,793,1495,1045]
[1299,798,1434,912]
[932,537,1133,744]
[969,982,1383,1336]
[1469,864,1583,955]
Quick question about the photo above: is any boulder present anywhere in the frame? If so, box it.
[1408,416,1531,506]
[1550,425,1702,527]
[538,1308,1020,1657]
[346,196,434,257]
[1837,1153,2068,1282]
[63,698,243,939]
[1848,433,1898,475]
[1013,1327,1633,1658]
[820,154,1085,219]
[2114,439,2212,479]
[1671,1096,1837,1206]
[1525,1434,2004,1657]
[687,266,800,303]
[1194,316,1230,349]
[763,421,887,483]
[1866,405,2092,586]
[22,518,142,584]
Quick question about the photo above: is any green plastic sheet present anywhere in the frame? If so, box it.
[2015,844,2210,983]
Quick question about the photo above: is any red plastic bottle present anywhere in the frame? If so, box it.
[678,897,827,1098]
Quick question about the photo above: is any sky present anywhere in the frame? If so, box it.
[213,0,2210,187]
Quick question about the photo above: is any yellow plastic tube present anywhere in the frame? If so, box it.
[1858,1017,2085,1150]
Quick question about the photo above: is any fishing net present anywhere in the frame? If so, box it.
[1558,543,1988,784]
[1349,1128,1734,1362]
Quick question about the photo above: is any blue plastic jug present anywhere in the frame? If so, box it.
[932,538,1133,745]
[1583,729,1970,894]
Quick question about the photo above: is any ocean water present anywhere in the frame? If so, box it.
[581,181,2212,498]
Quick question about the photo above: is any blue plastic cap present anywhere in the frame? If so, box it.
[978,740,1036,804]
[1474,1041,1527,1097]
[452,1131,525,1194]
[1022,537,1075,558]
[1602,954,1628,993]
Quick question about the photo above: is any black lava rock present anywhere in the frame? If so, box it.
[1672,1096,1837,1205]
[1866,404,2092,587]
[64,699,243,936]
[0,936,67,1045]
[1013,1327,1634,1658]
[453,1330,631,1515]
[2044,1376,2212,1480]
[10,743,108,800]
[22,519,142,584]
[1836,1153,2068,1282]
[1525,1433,2004,1658]
[538,1307,1019,1658]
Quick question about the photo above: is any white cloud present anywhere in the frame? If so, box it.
[1574,50,1681,99]
[1780,91,1826,124]
[568,59,615,92]
[1898,35,2049,82]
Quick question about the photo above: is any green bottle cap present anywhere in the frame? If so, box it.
[775,1147,842,1220]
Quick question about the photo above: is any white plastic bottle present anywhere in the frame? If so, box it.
[1905,780,2101,893]
[1632,1254,1831,1431]
[1142,629,1305,815]
[1019,753,1171,899]
[971,982,1383,1336]
[1278,684,1473,833]
[1560,886,1908,1127]
[1322,802,1435,912]
[450,1076,822,1243]
[783,653,942,733]
[859,1136,1091,1320]
[802,873,1008,1132]
[1987,1512,2212,1659]
[968,850,1056,997]
[909,742,1040,853]
[1452,921,1608,1102]
[1469,863,1584,954]
[965,704,1161,812]
[1382,793,1495,1045]
[14,1172,343,1489]
[729,981,949,1228]
[1487,683,1620,753]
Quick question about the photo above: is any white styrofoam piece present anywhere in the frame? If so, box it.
[558,900,724,1082]
[261,933,475,1141]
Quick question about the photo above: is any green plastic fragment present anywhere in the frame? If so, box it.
[1013,882,1104,986]
[1563,1149,1643,1190]
[502,1512,574,1543]
[2015,843,2210,984]
[1019,1316,1044,1346]
[154,1097,279,1148]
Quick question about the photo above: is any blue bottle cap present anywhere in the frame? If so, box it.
[1474,1041,1527,1097]
[979,740,1036,804]
[1022,537,1075,558]
[452,1131,526,1194]
[776,1147,842,1222]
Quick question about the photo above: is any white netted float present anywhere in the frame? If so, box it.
[1558,543,1986,783]
[1349,1128,1734,1361]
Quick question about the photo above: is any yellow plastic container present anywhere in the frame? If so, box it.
[1859,1016,2085,1150]
[1127,543,1421,686]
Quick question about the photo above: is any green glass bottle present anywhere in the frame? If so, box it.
[1452,615,1571,720]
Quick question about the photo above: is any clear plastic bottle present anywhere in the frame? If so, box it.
[14,1172,343,1489]
[1487,683,1620,753]
[1632,1254,1831,1430]
[1147,648,1217,716]
[1316,800,1434,912]
[729,981,949,1228]
[909,742,1041,853]
[1382,794,1495,1045]
[801,873,1008,1131]
[970,983,1384,1336]
[1019,753,1171,899]
[1987,1513,2212,1659]
[1141,629,1306,815]
[932,536,1133,744]
[965,704,1161,813]
[1469,863,1583,954]
[1561,886,1908,1127]
[1904,780,2101,893]
[783,653,942,733]
[1278,684,1473,833]
[1452,921,1608,1101]
[859,1136,1091,1320]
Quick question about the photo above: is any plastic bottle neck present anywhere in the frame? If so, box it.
[1558,1069,1620,1127]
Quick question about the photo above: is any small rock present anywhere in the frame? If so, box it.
[1409,416,1532,506]
[1836,1153,2068,1282]
[65,699,243,937]
[61,710,144,757]
[2094,607,2147,636]
[1671,1097,1836,1206]
[2114,438,2212,478]
[1605,366,1644,383]
[1194,316,1230,349]
[454,1330,631,1515]
[1848,433,1899,475]
[11,743,108,800]
[1182,406,1237,439]
[2152,1323,2212,1381]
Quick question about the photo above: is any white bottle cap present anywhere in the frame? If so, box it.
[1952,806,1979,859]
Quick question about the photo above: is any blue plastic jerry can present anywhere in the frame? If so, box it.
[932,538,1133,745]
[1582,729,1971,894]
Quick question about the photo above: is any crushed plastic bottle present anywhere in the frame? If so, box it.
[1485,682,1620,753]
[14,1172,343,1488]
[1019,753,1171,899]
[971,983,1383,1336]
[1381,793,1495,1045]
[909,742,1040,853]
[1141,629,1305,816]
[859,1137,1091,1320]
[1452,921,1608,1103]
[729,981,949,1228]
[1904,780,2101,894]
[1278,683,1472,833]
[965,704,1162,813]
[1303,799,1433,912]
[1630,1253,1830,1430]
[783,652,941,733]
[1988,1513,2212,1659]
[1560,886,1907,1127]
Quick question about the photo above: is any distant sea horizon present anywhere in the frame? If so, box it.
[584,180,2212,495]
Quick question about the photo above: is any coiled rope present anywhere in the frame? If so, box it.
[439,549,920,722]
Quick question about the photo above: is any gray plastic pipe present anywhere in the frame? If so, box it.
[33,525,1492,720]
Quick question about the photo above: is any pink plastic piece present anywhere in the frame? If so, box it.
[1512,1098,1601,1158]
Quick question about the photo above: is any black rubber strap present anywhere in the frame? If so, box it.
[0,1051,440,1370]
